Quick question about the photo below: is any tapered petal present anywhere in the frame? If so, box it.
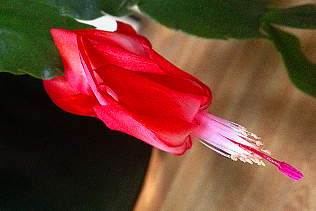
[96,64,204,121]
[49,29,92,96]
[43,29,99,116]
[45,23,212,155]
[43,76,98,116]
[151,51,211,109]
[93,104,193,155]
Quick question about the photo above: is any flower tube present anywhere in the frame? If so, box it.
[44,22,303,181]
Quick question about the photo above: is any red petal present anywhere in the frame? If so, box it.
[50,29,92,95]
[115,21,138,34]
[43,76,98,116]
[93,104,192,155]
[88,40,164,73]
[151,51,212,109]
[95,65,203,122]
[73,28,152,58]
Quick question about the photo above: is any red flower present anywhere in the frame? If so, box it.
[43,22,211,155]
[44,22,303,180]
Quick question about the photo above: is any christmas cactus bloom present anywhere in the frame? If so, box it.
[44,22,303,181]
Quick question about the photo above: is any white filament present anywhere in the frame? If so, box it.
[192,112,267,165]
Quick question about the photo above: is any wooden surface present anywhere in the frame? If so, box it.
[133,13,316,211]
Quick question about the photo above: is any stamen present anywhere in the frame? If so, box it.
[228,138,303,181]
[199,138,231,159]
[194,112,269,165]
[259,160,266,166]
[193,112,303,181]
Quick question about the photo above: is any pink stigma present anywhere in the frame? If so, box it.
[228,138,303,181]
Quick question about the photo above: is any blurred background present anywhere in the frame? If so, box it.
[1,1,316,210]
[133,14,316,211]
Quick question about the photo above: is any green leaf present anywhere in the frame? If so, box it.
[138,0,270,39]
[264,4,316,29]
[43,0,139,19]
[0,0,93,79]
[263,23,316,98]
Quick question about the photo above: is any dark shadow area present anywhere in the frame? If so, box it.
[0,73,152,211]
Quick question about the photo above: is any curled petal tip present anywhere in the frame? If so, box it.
[278,162,304,181]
